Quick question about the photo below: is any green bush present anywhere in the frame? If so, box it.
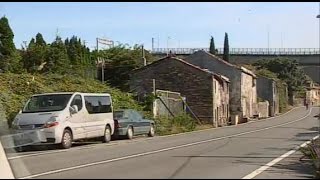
[153,113,196,136]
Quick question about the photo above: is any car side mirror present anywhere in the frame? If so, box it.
[70,105,79,114]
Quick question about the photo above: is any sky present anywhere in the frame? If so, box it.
[0,2,319,51]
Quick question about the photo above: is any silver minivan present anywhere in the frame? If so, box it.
[11,92,115,149]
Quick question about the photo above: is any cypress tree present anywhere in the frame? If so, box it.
[209,36,216,55]
[223,32,230,62]
[45,36,69,73]
[0,16,20,72]
[35,33,46,46]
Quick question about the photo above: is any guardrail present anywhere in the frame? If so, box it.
[151,48,320,55]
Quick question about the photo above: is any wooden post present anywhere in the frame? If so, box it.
[152,79,156,118]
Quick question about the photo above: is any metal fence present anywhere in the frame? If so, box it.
[153,90,186,118]
[151,48,320,55]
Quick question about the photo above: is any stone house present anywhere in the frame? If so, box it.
[184,50,257,122]
[256,75,279,117]
[306,82,320,106]
[129,56,230,127]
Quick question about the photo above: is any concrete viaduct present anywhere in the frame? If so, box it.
[151,48,320,84]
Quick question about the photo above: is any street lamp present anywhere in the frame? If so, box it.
[316,3,320,135]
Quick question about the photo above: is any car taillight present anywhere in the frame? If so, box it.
[114,119,121,128]
[43,121,59,128]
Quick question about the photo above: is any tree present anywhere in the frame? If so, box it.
[65,35,91,66]
[98,44,154,91]
[22,33,48,73]
[209,36,216,55]
[223,32,229,62]
[43,36,69,73]
[0,16,21,72]
[253,58,311,104]
[35,33,46,46]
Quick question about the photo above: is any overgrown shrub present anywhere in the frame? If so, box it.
[153,113,196,136]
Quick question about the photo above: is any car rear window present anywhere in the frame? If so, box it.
[114,111,124,119]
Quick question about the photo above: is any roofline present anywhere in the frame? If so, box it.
[256,74,278,82]
[240,67,257,78]
[194,50,256,77]
[132,56,230,82]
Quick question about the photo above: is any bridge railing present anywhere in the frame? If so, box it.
[151,48,320,55]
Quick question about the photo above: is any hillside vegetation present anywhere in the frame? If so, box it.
[0,73,143,127]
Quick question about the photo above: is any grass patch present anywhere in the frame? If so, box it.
[299,138,320,178]
[152,113,197,136]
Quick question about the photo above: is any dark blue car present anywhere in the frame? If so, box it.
[113,109,155,139]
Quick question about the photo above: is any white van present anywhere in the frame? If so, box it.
[11,92,114,149]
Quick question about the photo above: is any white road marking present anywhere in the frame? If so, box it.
[7,142,118,160]
[19,108,314,179]
[8,106,303,160]
[242,135,320,179]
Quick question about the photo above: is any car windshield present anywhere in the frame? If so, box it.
[22,94,72,113]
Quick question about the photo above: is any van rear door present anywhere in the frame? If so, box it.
[84,95,113,138]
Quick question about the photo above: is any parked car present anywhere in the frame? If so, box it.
[113,109,155,139]
[11,92,115,149]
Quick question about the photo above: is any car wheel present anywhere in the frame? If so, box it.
[148,124,155,137]
[102,126,111,143]
[60,129,72,149]
[126,126,133,140]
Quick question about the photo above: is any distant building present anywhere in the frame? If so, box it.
[306,82,320,106]
[129,56,230,127]
[184,50,257,122]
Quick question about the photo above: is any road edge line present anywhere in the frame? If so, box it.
[242,135,320,179]
[19,108,313,179]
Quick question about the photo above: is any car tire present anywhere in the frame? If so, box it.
[148,124,155,137]
[126,126,133,140]
[60,129,72,149]
[102,126,111,143]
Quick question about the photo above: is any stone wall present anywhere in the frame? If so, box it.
[258,101,269,118]
[213,78,230,127]
[256,76,280,117]
[241,72,257,119]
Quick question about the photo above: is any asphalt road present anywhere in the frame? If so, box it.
[5,106,320,179]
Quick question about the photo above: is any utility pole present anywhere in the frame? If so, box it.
[151,38,154,52]
[142,44,146,66]
[316,2,320,136]
[267,25,270,54]
[96,38,104,83]
[102,58,105,84]
[152,79,156,118]
[280,32,283,49]
[167,36,170,56]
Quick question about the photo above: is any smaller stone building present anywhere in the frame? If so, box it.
[129,56,230,126]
